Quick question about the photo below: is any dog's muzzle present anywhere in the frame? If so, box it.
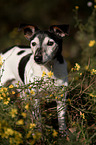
[34,55,42,64]
[34,48,42,64]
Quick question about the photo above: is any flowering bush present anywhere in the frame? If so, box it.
[0,61,96,145]
[0,2,96,145]
[0,71,67,144]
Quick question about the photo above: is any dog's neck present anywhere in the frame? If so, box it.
[43,54,64,71]
[56,53,64,64]
[55,40,64,64]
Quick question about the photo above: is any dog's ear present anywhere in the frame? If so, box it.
[49,24,69,38]
[18,24,39,40]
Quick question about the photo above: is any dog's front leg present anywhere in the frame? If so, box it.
[34,99,42,127]
[34,99,40,119]
[57,99,67,134]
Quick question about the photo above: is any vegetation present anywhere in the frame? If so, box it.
[0,62,96,145]
[0,1,96,145]
[73,4,96,68]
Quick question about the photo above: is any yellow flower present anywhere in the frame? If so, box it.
[55,96,58,99]
[80,111,85,119]
[29,86,31,89]
[1,87,8,92]
[30,90,35,95]
[10,108,18,118]
[89,93,96,97]
[16,119,24,125]
[9,130,23,144]
[25,104,29,110]
[89,93,94,97]
[30,123,36,129]
[33,134,37,139]
[3,100,9,105]
[16,82,20,88]
[71,68,74,72]
[9,84,14,88]
[12,91,15,94]
[49,113,52,117]
[75,63,80,71]
[0,55,3,68]
[52,130,58,137]
[91,69,96,75]
[42,71,46,77]
[8,97,10,101]
[60,94,64,97]
[5,128,14,136]
[0,87,8,93]
[75,6,79,10]
[80,73,82,76]
[47,71,53,78]
[7,92,9,96]
[88,40,95,47]
[67,98,71,102]
[94,5,96,8]
[2,93,6,97]
[50,94,53,97]
[21,112,27,118]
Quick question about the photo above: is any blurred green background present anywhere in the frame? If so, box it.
[0,0,95,69]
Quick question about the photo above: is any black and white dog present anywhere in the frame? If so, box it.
[0,24,69,133]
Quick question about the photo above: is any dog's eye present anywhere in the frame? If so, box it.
[47,41,54,46]
[32,42,36,46]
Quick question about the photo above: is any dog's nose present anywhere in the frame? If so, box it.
[34,48,42,63]
[34,55,42,63]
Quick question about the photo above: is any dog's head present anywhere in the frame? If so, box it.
[19,24,69,64]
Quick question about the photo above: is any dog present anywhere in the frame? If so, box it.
[0,24,69,134]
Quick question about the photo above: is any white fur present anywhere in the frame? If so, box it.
[30,37,39,53]
[43,37,55,45]
[0,47,68,85]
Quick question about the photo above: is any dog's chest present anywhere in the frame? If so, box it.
[24,55,50,83]
[25,56,68,86]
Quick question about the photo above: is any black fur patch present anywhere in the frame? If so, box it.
[57,54,64,64]
[18,53,32,83]
[17,50,25,55]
